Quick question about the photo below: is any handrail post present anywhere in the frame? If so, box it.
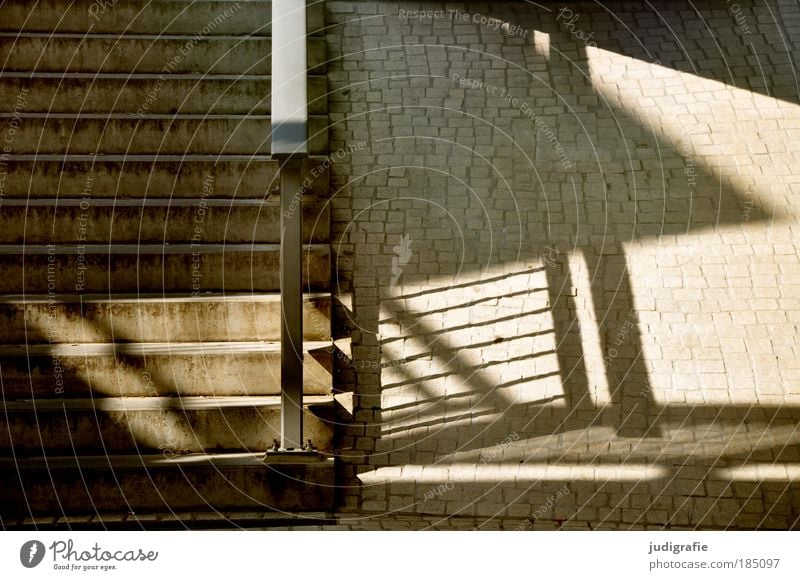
[272,0,308,451]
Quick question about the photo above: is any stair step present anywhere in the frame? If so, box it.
[3,451,332,469]
[0,292,331,342]
[0,243,330,292]
[0,340,334,398]
[0,115,328,155]
[0,75,328,115]
[0,243,326,254]
[0,396,334,454]
[3,394,333,411]
[0,36,327,74]
[5,511,335,531]
[0,199,330,244]
[0,453,335,516]
[0,157,331,198]
[0,0,326,36]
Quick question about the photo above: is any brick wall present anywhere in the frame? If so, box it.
[325,0,800,529]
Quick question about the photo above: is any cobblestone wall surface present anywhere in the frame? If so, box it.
[324,0,800,530]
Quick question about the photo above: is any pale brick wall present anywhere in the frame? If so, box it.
[326,0,800,529]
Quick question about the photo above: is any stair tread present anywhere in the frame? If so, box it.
[0,37,328,76]
[6,514,336,530]
[0,198,321,207]
[0,113,327,120]
[0,340,332,355]
[0,32,271,40]
[0,292,331,303]
[0,452,334,469]
[0,72,277,80]
[2,395,334,411]
[2,153,331,161]
[0,243,327,253]
[0,0,327,40]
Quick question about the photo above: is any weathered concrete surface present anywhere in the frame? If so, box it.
[0,1,326,36]
[0,455,336,516]
[0,342,333,398]
[5,116,329,155]
[0,0,334,523]
[0,396,334,453]
[0,159,330,198]
[0,200,330,243]
[0,37,327,74]
[0,76,328,115]
[0,245,331,292]
[0,294,331,342]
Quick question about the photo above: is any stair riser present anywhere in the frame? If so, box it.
[0,203,330,244]
[0,160,330,198]
[0,407,332,453]
[0,1,326,36]
[0,462,335,515]
[0,37,327,74]
[0,249,331,292]
[0,77,328,115]
[2,117,328,155]
[0,351,332,398]
[0,298,331,342]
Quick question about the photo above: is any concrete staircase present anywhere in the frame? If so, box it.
[0,0,334,526]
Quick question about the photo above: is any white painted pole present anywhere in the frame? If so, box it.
[272,0,308,450]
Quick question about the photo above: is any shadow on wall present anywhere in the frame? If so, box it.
[331,0,800,528]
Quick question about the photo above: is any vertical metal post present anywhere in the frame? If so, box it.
[280,160,304,449]
[273,0,308,450]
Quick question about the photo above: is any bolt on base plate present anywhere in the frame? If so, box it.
[263,439,324,463]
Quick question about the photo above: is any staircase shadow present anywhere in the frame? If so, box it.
[0,293,293,522]
[337,0,799,528]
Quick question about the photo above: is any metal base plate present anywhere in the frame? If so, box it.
[262,450,324,464]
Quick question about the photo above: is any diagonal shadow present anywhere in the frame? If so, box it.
[354,2,791,466]
[581,0,800,107]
